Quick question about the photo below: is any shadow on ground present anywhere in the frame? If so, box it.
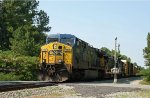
[94,76,143,84]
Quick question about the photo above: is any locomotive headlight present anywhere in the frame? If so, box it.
[58,59,62,62]
[42,59,46,63]
[53,44,57,49]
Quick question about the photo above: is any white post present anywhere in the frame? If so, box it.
[114,37,117,83]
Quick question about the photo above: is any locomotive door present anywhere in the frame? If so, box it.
[42,51,48,63]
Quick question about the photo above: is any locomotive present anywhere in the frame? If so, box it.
[39,34,139,82]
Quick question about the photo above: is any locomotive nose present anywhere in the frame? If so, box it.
[49,43,64,64]
[40,43,64,65]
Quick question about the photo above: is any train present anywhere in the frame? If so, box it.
[39,34,140,82]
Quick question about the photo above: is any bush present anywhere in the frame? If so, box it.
[0,72,20,81]
[0,51,39,81]
[140,68,150,82]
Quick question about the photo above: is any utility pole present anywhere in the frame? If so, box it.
[118,44,120,54]
[114,37,117,83]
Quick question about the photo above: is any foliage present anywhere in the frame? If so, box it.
[101,47,112,57]
[0,0,50,55]
[101,47,130,61]
[141,33,150,82]
[10,25,40,56]
[140,80,150,85]
[140,68,150,82]
[0,51,39,81]
[143,33,150,66]
[119,55,127,60]
[0,0,50,81]
[0,72,20,81]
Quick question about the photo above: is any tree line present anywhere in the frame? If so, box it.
[0,0,50,80]
[0,0,50,56]
[101,47,139,67]
[142,33,150,83]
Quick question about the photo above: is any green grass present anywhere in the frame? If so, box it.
[139,79,150,85]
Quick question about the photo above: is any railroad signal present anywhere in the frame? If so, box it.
[111,68,120,74]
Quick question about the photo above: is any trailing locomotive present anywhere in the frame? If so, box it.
[39,34,139,82]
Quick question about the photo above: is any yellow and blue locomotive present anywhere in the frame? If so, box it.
[39,34,109,82]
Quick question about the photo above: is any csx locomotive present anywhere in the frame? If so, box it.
[39,34,139,82]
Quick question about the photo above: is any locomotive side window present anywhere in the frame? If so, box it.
[77,41,79,46]
[76,38,81,46]
[60,38,75,46]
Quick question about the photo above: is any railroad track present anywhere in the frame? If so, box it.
[0,81,57,92]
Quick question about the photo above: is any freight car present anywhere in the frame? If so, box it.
[120,60,138,77]
[39,34,138,82]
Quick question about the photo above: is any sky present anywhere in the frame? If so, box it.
[38,0,150,67]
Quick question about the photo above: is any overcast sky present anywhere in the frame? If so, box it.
[39,0,150,67]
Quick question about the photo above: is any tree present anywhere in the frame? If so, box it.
[139,33,150,82]
[0,1,2,50]
[120,55,127,60]
[0,0,9,50]
[143,32,150,67]
[133,62,138,67]
[10,25,39,56]
[0,0,50,55]
[101,47,112,56]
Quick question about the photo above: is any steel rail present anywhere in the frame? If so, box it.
[0,82,57,92]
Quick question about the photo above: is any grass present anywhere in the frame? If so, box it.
[139,79,150,85]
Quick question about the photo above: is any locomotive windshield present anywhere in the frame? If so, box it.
[46,34,76,46]
[46,38,58,44]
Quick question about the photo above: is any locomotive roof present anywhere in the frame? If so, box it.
[48,34,104,51]
[47,34,76,39]
[48,34,93,45]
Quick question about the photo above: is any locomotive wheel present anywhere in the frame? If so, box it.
[51,70,69,82]
[38,69,69,82]
[38,69,52,81]
[98,70,105,80]
[69,70,85,81]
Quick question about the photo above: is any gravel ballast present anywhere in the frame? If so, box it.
[0,84,142,98]
[0,77,150,98]
[67,84,141,98]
